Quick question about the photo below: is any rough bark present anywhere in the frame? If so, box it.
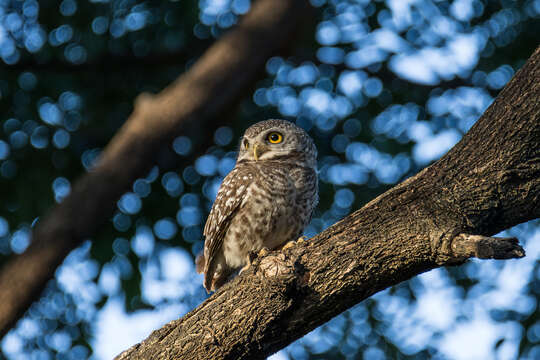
[116,47,540,359]
[0,0,311,338]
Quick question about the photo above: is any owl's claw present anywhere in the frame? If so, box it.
[239,253,254,274]
[240,247,270,275]
[239,263,251,275]
[258,247,269,257]
[281,241,295,251]
[281,236,307,251]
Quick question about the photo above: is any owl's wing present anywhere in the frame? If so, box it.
[202,166,253,290]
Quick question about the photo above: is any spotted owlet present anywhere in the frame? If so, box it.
[196,119,318,292]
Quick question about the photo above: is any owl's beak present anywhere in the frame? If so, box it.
[252,143,268,161]
[253,143,259,161]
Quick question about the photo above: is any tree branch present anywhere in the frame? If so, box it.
[451,234,524,260]
[116,46,540,359]
[0,0,311,338]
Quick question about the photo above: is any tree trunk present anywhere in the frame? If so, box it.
[116,46,540,360]
[0,0,311,338]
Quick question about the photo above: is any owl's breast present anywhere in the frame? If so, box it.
[248,169,297,246]
[221,165,309,267]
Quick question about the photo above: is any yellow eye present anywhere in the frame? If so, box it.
[267,132,283,144]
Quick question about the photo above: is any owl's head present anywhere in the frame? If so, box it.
[237,119,317,167]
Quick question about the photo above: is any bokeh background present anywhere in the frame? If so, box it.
[0,0,539,359]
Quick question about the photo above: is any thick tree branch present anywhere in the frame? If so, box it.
[116,46,540,359]
[0,0,311,338]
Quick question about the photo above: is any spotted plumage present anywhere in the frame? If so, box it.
[196,119,318,292]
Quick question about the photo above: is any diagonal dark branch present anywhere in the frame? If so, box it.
[0,0,312,338]
[116,46,540,360]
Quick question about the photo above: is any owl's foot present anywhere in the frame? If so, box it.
[239,253,252,275]
[281,236,307,251]
[239,263,251,275]
[258,247,270,257]
[240,247,270,275]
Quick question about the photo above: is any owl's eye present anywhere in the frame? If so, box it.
[267,132,283,144]
[243,139,249,149]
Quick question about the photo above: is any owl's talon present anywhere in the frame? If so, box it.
[282,236,307,251]
[281,241,296,251]
[240,252,255,275]
[240,247,268,275]
[258,247,269,257]
[239,263,251,275]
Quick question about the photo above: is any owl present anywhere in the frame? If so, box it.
[196,119,318,292]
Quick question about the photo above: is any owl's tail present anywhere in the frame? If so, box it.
[195,248,217,292]
[195,253,205,274]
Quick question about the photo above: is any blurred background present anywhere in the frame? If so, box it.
[0,0,539,359]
